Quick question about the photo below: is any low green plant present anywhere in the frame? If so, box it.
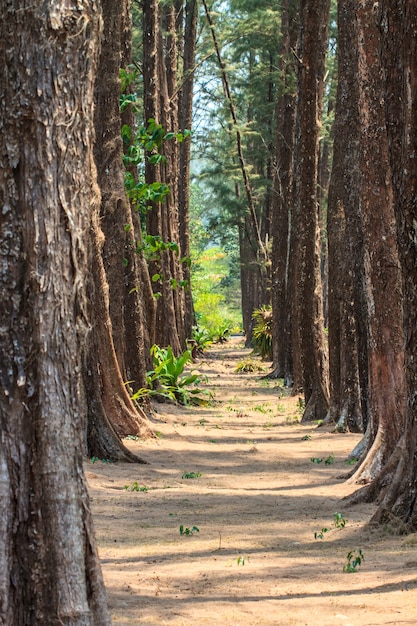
[346,457,359,465]
[179,525,199,536]
[124,482,149,492]
[311,454,334,465]
[138,344,210,406]
[213,325,231,344]
[182,472,203,479]
[191,326,213,354]
[314,512,347,540]
[286,415,299,425]
[227,555,250,566]
[237,555,249,566]
[252,305,273,359]
[334,512,347,528]
[253,403,271,413]
[235,359,263,373]
[343,549,364,573]
[301,435,312,441]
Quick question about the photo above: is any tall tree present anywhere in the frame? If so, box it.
[342,0,406,489]
[178,0,198,340]
[84,0,154,461]
[198,0,281,343]
[296,0,331,420]
[143,0,188,353]
[0,2,110,622]
[372,0,417,526]
[347,0,414,525]
[271,0,300,384]
[327,0,368,433]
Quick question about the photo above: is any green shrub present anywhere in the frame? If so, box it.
[252,305,273,360]
[144,344,210,406]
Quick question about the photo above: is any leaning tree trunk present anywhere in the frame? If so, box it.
[0,2,111,623]
[296,0,330,421]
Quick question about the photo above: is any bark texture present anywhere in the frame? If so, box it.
[347,0,405,490]
[327,0,367,433]
[0,2,110,623]
[271,0,299,384]
[143,0,187,353]
[364,0,417,527]
[178,0,198,340]
[296,0,330,420]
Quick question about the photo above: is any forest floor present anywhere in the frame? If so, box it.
[87,337,417,625]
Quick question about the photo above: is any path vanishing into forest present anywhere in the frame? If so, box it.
[87,337,417,625]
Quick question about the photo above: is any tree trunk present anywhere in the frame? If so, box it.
[271,0,299,382]
[357,0,417,527]
[94,0,154,396]
[347,0,405,491]
[327,0,366,433]
[84,0,154,456]
[143,0,185,353]
[178,0,198,341]
[296,0,330,421]
[0,3,110,622]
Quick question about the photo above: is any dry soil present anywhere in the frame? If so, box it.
[87,337,417,625]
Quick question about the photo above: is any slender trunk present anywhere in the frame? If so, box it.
[271,0,299,381]
[296,0,330,421]
[327,0,365,433]
[178,0,198,340]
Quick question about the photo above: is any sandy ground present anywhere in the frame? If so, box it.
[87,338,417,625]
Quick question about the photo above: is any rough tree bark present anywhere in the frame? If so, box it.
[327,0,367,433]
[271,0,299,383]
[347,0,405,491]
[374,0,417,527]
[351,0,417,527]
[143,0,186,353]
[0,2,111,623]
[94,0,154,397]
[83,0,154,460]
[178,0,198,340]
[296,0,330,421]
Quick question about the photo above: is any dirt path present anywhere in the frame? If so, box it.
[87,338,417,625]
